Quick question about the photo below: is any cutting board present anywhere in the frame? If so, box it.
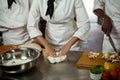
[76,51,120,68]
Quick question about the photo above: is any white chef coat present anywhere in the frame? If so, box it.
[27,0,90,51]
[93,0,120,52]
[0,0,32,45]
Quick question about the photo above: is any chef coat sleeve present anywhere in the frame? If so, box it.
[93,0,105,10]
[73,0,90,41]
[27,0,42,39]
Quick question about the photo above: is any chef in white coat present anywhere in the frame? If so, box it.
[0,0,32,45]
[93,0,120,53]
[27,0,90,57]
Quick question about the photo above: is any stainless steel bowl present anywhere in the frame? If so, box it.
[0,47,41,73]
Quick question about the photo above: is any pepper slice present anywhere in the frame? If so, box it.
[104,62,116,72]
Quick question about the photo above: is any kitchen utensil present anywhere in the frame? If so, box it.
[0,47,41,73]
[108,34,118,53]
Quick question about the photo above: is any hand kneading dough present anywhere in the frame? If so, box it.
[47,55,67,63]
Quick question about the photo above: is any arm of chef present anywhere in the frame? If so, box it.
[74,0,90,41]
[27,0,42,39]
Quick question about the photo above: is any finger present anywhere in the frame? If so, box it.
[106,30,110,36]
[58,52,64,56]
[52,52,57,57]
[102,27,107,34]
[57,51,61,56]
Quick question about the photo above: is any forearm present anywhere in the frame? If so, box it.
[66,37,80,49]
[33,36,50,49]
[58,37,80,56]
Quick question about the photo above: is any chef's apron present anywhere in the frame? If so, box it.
[2,26,32,45]
[46,20,82,51]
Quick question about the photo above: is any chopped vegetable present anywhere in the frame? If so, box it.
[90,65,104,74]
[104,62,116,72]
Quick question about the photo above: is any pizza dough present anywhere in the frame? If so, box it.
[47,55,67,63]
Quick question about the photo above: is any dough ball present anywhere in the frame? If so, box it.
[47,56,56,63]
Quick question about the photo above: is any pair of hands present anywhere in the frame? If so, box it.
[101,15,113,36]
[46,44,70,57]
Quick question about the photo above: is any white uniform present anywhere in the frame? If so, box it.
[94,0,120,52]
[27,0,90,51]
[0,0,32,45]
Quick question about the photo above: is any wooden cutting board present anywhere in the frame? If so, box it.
[76,51,120,68]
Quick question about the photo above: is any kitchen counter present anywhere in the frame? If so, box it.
[0,50,91,80]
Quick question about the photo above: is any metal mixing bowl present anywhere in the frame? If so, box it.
[0,47,41,73]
